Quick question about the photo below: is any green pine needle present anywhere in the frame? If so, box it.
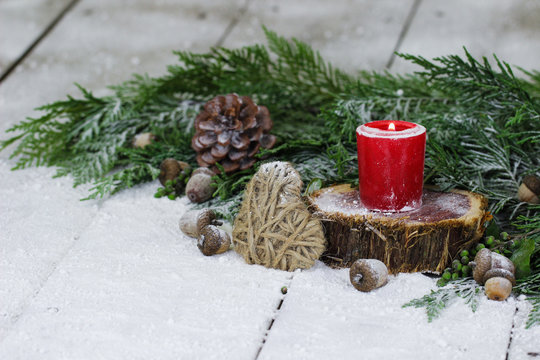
[1,29,540,325]
[403,279,481,322]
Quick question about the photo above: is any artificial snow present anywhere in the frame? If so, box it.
[0,164,526,359]
[312,188,370,217]
[1,0,538,358]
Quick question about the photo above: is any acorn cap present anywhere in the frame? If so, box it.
[196,209,218,234]
[349,259,388,292]
[198,225,231,256]
[523,175,540,195]
[519,175,540,204]
[483,268,516,286]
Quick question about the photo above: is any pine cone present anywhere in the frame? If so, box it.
[191,94,276,173]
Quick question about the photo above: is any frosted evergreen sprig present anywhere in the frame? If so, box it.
[403,279,481,322]
[1,28,539,324]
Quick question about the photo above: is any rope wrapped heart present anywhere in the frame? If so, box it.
[233,161,326,271]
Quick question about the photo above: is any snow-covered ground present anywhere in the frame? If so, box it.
[1,1,539,359]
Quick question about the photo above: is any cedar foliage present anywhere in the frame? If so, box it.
[1,28,539,324]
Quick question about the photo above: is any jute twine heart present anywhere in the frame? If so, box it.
[232,161,326,271]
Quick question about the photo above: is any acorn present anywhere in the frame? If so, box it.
[132,132,155,148]
[518,175,540,204]
[196,208,222,234]
[179,209,221,238]
[349,259,388,292]
[185,167,215,203]
[179,210,202,238]
[484,277,513,301]
[197,224,231,256]
[470,248,516,286]
[159,158,190,186]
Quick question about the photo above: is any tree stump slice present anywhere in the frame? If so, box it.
[307,184,489,274]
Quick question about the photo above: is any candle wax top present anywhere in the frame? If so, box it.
[357,120,426,139]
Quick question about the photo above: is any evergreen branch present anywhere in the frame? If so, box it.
[403,279,481,322]
[1,29,540,325]
[526,296,540,329]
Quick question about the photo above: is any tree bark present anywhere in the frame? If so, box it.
[307,184,489,274]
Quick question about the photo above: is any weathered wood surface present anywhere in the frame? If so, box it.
[0,0,73,75]
[308,184,489,273]
[2,0,540,359]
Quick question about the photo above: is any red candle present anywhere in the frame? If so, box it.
[356,120,426,212]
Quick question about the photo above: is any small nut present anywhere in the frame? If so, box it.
[485,277,512,301]
[132,132,155,148]
[518,175,540,204]
[349,259,388,292]
[159,158,190,186]
[179,210,202,238]
[186,170,214,203]
[198,225,231,256]
[471,248,515,285]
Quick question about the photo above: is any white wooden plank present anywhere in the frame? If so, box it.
[1,0,284,356]
[392,0,540,73]
[222,0,415,73]
[0,184,290,359]
[508,296,540,359]
[0,0,72,74]
[0,161,99,340]
[0,0,244,138]
[258,264,516,360]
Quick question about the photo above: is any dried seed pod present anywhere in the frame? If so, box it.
[198,225,231,256]
[349,259,388,292]
[185,169,215,203]
[132,132,155,148]
[485,277,512,301]
[518,175,540,204]
[191,94,275,173]
[159,158,190,186]
[470,248,515,285]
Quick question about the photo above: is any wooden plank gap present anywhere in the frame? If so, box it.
[385,0,422,70]
[214,0,252,48]
[505,302,519,360]
[0,0,81,84]
[254,273,294,360]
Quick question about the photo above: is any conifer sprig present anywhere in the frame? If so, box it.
[1,28,539,325]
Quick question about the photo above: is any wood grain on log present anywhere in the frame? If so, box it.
[307,184,489,273]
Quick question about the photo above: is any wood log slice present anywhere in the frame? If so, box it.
[307,184,489,274]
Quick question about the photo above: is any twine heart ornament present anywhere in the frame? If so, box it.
[232,161,326,271]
